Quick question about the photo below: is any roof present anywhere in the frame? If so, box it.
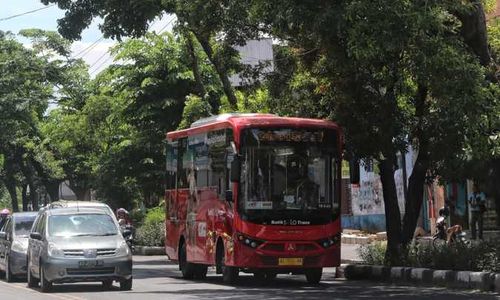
[12,211,38,217]
[167,113,340,140]
[49,200,110,209]
[46,207,107,216]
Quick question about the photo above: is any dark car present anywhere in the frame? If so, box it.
[0,212,38,282]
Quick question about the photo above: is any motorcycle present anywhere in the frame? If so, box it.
[119,219,135,252]
[432,207,467,248]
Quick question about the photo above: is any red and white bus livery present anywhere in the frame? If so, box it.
[165,113,342,283]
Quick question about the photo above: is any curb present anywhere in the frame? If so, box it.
[133,246,166,256]
[341,264,498,292]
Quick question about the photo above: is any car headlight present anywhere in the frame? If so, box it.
[237,233,264,249]
[115,240,131,256]
[48,243,65,258]
[317,232,341,248]
[11,240,28,253]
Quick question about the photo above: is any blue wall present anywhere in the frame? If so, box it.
[342,214,386,232]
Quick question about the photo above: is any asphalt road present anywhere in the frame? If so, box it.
[0,255,498,300]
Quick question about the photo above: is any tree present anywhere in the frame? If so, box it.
[40,0,261,110]
[249,0,495,263]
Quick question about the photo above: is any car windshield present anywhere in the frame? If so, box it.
[14,215,36,237]
[48,214,118,237]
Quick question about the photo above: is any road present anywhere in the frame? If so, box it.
[1,254,498,300]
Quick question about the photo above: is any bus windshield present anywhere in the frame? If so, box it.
[239,128,339,225]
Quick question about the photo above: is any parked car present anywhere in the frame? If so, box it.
[27,207,133,292]
[0,212,38,282]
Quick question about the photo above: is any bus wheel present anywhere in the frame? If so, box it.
[305,268,322,284]
[179,242,196,279]
[220,249,238,284]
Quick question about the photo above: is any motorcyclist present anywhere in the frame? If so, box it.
[116,208,134,250]
[0,208,11,230]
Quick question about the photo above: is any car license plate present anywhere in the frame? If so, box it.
[78,260,103,268]
[278,258,303,266]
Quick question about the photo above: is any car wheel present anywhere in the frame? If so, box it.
[119,277,132,291]
[27,260,38,288]
[305,268,322,284]
[102,279,113,289]
[40,265,52,293]
[5,257,13,282]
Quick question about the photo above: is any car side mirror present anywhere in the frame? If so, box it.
[30,232,42,240]
[230,156,241,183]
[0,232,6,240]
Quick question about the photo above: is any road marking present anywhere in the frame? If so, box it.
[0,280,84,300]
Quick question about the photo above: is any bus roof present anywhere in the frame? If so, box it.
[166,113,340,141]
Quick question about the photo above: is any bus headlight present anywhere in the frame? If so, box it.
[317,233,341,248]
[237,233,264,249]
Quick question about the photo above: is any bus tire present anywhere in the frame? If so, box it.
[179,242,196,279]
[220,247,238,284]
[305,268,322,284]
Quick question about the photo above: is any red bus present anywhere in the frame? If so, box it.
[164,113,342,284]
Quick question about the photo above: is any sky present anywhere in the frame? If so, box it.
[0,0,174,75]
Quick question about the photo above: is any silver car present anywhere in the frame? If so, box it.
[0,212,37,281]
[27,207,132,292]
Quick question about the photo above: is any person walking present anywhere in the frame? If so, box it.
[468,183,487,240]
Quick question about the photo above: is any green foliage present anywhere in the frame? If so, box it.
[143,206,165,226]
[357,242,387,266]
[135,221,166,247]
[178,94,212,129]
[135,206,166,247]
[359,241,500,272]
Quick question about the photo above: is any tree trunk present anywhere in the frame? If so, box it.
[401,146,429,245]
[378,156,402,265]
[22,185,29,211]
[401,83,429,245]
[453,0,491,66]
[3,158,19,212]
[193,32,238,110]
[186,33,207,99]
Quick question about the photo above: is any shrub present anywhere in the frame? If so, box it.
[359,239,500,272]
[143,206,165,226]
[135,221,166,247]
[358,241,386,265]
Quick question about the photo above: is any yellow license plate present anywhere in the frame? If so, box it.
[278,258,303,266]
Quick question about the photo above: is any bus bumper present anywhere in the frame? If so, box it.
[229,241,340,270]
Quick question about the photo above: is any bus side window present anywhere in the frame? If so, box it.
[166,141,178,190]
[208,130,226,199]
[177,138,188,189]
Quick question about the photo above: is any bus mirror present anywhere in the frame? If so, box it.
[230,141,237,155]
[230,156,241,182]
[225,190,233,202]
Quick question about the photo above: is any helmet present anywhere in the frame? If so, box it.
[438,206,449,217]
[0,208,10,216]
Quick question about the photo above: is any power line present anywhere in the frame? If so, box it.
[0,4,56,22]
[72,37,105,59]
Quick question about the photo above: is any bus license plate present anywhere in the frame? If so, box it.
[278,258,303,266]
[79,260,103,268]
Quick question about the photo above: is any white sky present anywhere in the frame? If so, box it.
[0,1,174,75]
